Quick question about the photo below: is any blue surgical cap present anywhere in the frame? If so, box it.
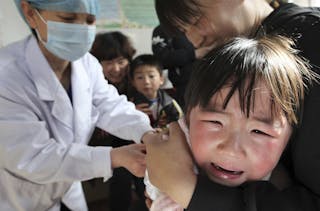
[15,0,99,17]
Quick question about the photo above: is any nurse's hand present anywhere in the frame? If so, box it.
[144,122,197,208]
[110,143,146,177]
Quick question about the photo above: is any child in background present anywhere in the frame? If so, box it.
[145,35,318,210]
[130,54,183,128]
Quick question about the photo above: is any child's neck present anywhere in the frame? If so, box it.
[145,91,158,101]
[149,98,158,104]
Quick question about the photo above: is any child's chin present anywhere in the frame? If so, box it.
[208,175,244,187]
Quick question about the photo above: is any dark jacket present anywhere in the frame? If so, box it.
[152,25,196,107]
[188,3,320,211]
[131,89,182,128]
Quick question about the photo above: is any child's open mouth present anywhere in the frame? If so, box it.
[210,163,244,179]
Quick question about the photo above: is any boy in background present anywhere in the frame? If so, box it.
[130,54,183,128]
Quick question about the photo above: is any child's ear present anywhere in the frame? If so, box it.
[131,81,137,88]
[160,75,165,85]
[129,76,136,87]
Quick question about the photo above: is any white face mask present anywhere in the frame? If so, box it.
[35,10,96,61]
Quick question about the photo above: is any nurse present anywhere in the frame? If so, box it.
[0,0,155,210]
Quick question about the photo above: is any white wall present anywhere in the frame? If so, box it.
[0,0,30,48]
[97,28,153,56]
[118,28,153,55]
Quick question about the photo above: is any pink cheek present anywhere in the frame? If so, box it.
[249,143,284,179]
[248,158,278,181]
[190,131,211,166]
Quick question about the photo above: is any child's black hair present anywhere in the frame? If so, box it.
[129,54,163,79]
[184,35,317,126]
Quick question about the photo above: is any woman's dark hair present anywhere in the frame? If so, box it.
[90,31,136,62]
[129,54,163,79]
[185,35,317,126]
[155,0,288,35]
[155,0,202,35]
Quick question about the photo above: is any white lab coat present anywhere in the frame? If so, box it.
[0,35,153,211]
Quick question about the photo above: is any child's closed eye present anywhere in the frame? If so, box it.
[251,129,272,137]
[209,120,222,125]
[202,120,223,128]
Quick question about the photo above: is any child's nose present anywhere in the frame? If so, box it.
[144,77,151,84]
[217,132,246,157]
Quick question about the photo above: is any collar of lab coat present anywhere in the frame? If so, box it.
[25,36,92,135]
[26,36,62,102]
